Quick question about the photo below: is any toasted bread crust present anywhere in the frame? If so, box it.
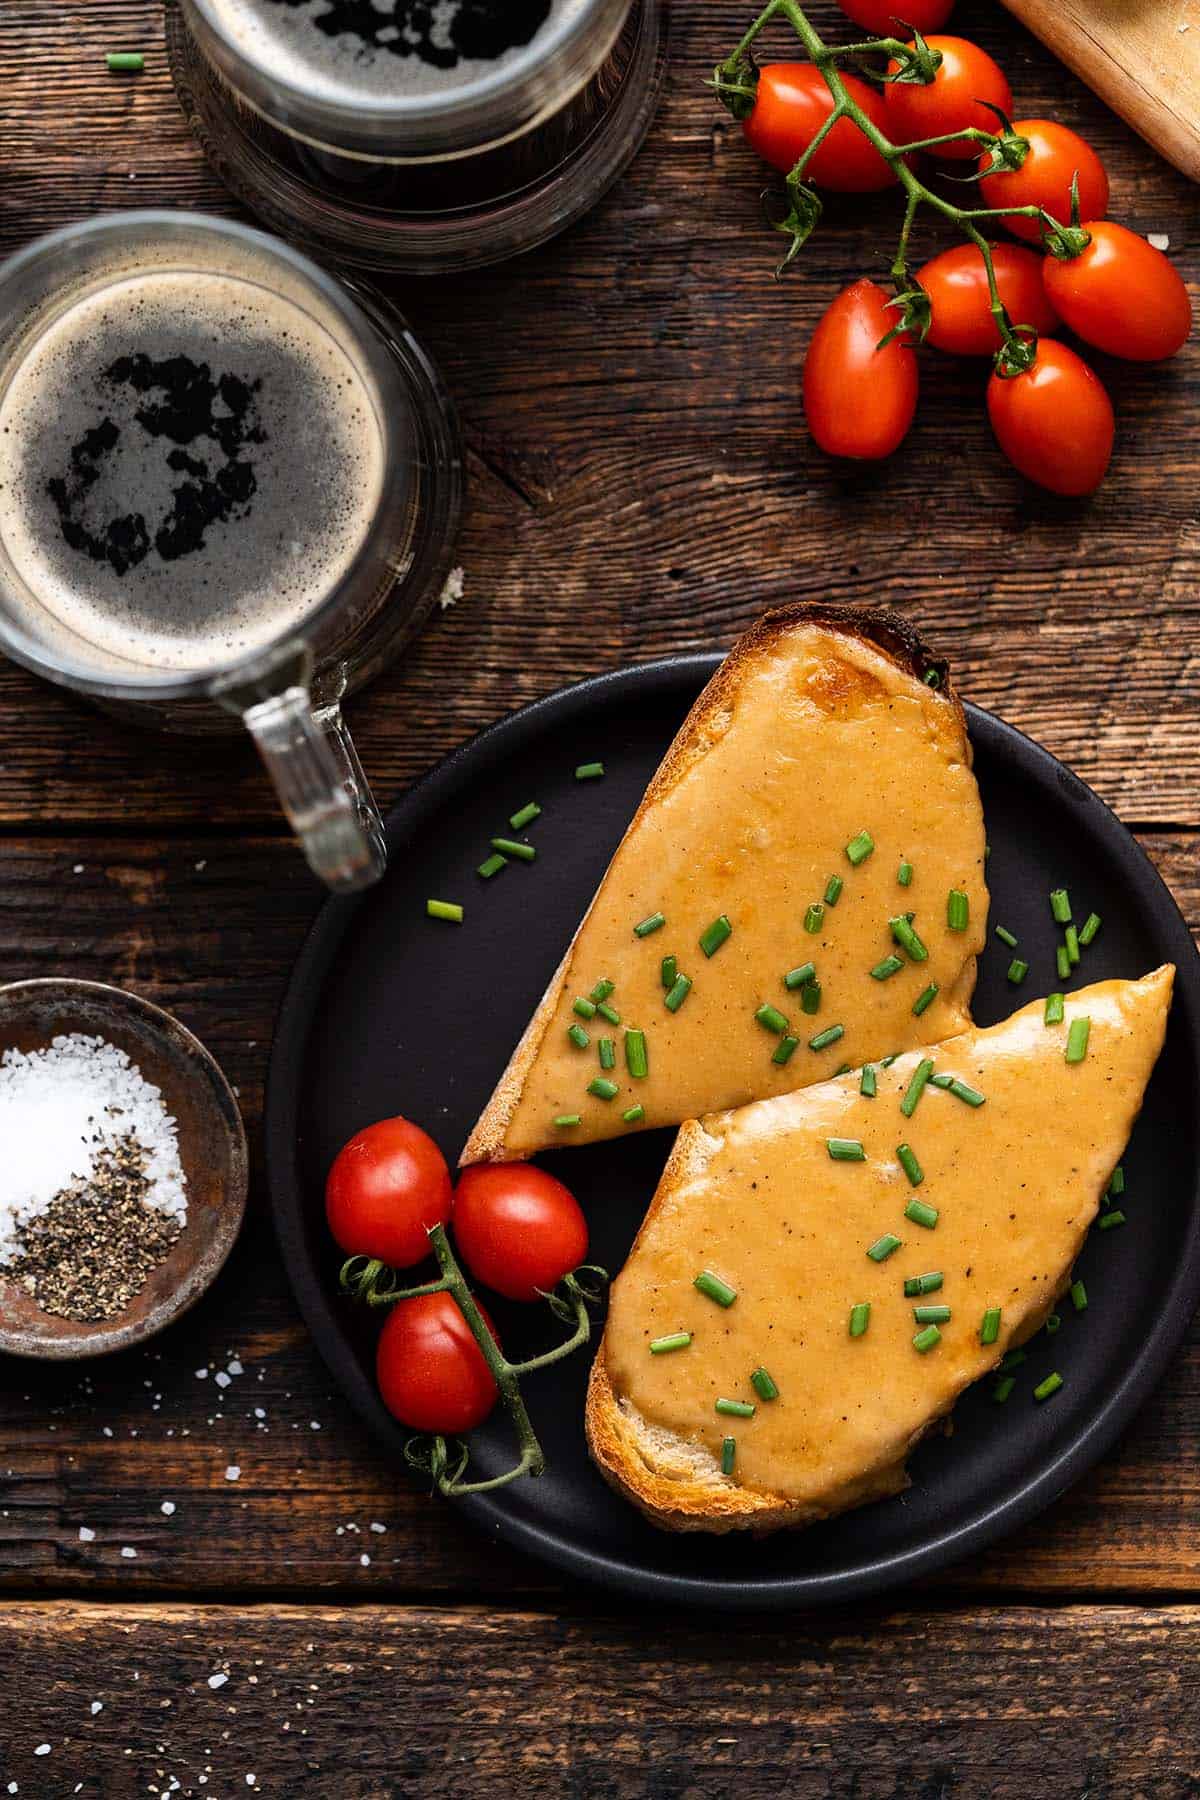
[461,602,968,1165]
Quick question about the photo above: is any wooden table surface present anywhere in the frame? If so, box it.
[2,1,1199,1792]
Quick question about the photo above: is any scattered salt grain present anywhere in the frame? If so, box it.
[369,1521,386,1534]
[121,1546,137,1559]
[1148,232,1171,250]
[91,1702,103,1716]
[207,1673,228,1691]
[160,1501,176,1516]
[214,1372,231,1390]
[227,1360,243,1376]
[438,566,465,611]
[78,1526,95,1542]
[34,1746,50,1757]
[225,1465,241,1482]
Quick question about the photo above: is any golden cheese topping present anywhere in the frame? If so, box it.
[602,968,1173,1510]
[466,623,987,1161]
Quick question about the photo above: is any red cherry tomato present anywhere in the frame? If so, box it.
[453,1164,589,1303]
[978,119,1109,244]
[744,64,897,191]
[917,243,1060,355]
[1042,222,1192,362]
[376,1291,500,1434]
[838,0,955,30]
[326,1116,452,1270]
[987,340,1114,496]
[885,36,1012,161]
[804,278,919,461]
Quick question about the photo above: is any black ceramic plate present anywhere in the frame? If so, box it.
[266,656,1200,1609]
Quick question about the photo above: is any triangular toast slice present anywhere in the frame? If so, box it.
[463,603,987,1163]
[587,967,1174,1533]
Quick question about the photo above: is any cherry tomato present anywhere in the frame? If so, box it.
[744,64,897,192]
[804,278,919,460]
[1042,222,1192,362]
[838,0,955,30]
[376,1291,500,1434]
[885,36,1012,161]
[987,340,1114,496]
[453,1164,589,1303]
[978,120,1109,244]
[917,243,1059,355]
[326,1116,452,1270]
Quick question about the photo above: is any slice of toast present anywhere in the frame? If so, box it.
[462,603,987,1163]
[586,967,1174,1533]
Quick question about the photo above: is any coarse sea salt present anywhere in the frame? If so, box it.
[0,1034,187,1262]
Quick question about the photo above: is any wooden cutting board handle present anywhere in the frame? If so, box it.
[1000,0,1200,182]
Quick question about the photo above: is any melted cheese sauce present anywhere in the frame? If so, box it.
[603,969,1173,1508]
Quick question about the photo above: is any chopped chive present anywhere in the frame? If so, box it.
[567,1024,590,1050]
[1000,1348,1026,1371]
[1050,888,1072,925]
[721,1436,736,1476]
[914,1305,951,1325]
[1098,1209,1126,1230]
[825,874,844,906]
[994,925,1018,948]
[1079,912,1102,948]
[573,996,597,1019]
[622,1104,645,1125]
[870,954,905,981]
[946,1078,986,1108]
[904,1271,943,1296]
[596,1001,621,1026]
[897,860,914,887]
[808,1024,845,1052]
[106,50,145,70]
[849,1302,871,1338]
[804,902,825,935]
[897,1143,925,1187]
[784,961,816,991]
[1065,1017,1091,1064]
[1070,1279,1088,1312]
[590,979,615,1004]
[553,1113,581,1128]
[900,1058,935,1118]
[588,1077,619,1101]
[755,1003,789,1036]
[1033,1372,1063,1402]
[509,802,541,831]
[912,982,939,1018]
[715,1398,755,1419]
[426,899,463,923]
[833,1063,852,1077]
[699,915,732,958]
[491,837,536,862]
[867,1233,903,1263]
[1109,1165,1125,1196]
[625,1030,648,1080]
[664,974,692,1013]
[880,1053,900,1068]
[477,853,507,878]
[1065,924,1080,968]
[661,955,677,990]
[634,912,666,938]
[980,1306,1002,1345]
[750,1367,779,1402]
[1044,993,1065,1026]
[1045,1312,1062,1335]
[800,980,821,1016]
[860,1065,877,1099]
[845,830,875,866]
[1007,958,1029,984]
[904,1196,937,1228]
[913,1324,941,1354]
[827,1138,866,1162]
[947,889,969,932]
[598,1037,616,1070]
[1056,944,1071,981]
[575,762,604,780]
[694,1271,736,1308]
[649,1332,691,1355]
[889,916,928,962]
[930,1072,955,1088]
[772,1035,800,1066]
[992,1376,1015,1404]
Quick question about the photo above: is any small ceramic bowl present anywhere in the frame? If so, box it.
[0,979,248,1359]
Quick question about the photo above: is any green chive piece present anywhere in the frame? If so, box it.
[900,1058,935,1118]
[590,979,615,1004]
[625,1030,648,1080]
[904,1271,942,1297]
[598,1037,616,1070]
[106,51,145,71]
[509,802,541,831]
[634,912,666,938]
[1109,1165,1125,1196]
[946,1078,986,1108]
[772,1036,800,1066]
[588,1078,619,1101]
[491,837,535,862]
[833,1063,852,1077]
[1065,924,1080,968]
[804,902,825,935]
[827,1138,866,1162]
[661,955,677,989]
[715,1397,755,1419]
[573,996,597,1019]
[800,981,821,1016]
[1065,1017,1091,1064]
[849,1302,871,1338]
[596,1001,621,1026]
[913,1324,941,1354]
[756,1003,789,1035]
[478,853,507,879]
[1050,888,1072,925]
[808,1024,844,1052]
[622,1104,645,1125]
[825,874,844,906]
[426,899,463,923]
[845,830,875,867]
[904,1196,937,1227]
[889,916,929,962]
[881,1053,900,1068]
[699,915,732,958]
[947,889,969,932]
[1001,1348,1027,1371]
[1098,1209,1126,1231]
[721,1437,736,1476]
[567,1024,590,1050]
[649,1332,691,1355]
[784,961,816,991]
[553,1114,581,1129]
[664,974,692,1013]
[898,860,914,887]
[1056,944,1071,981]
[1044,993,1065,1026]
[980,1307,1002,1346]
[860,1065,877,1099]
[914,1305,951,1325]
[867,1233,902,1263]
[912,982,939,1017]
[1045,1312,1062,1336]
[870,954,905,981]
[694,1271,736,1308]
[1079,912,1102,948]
[1034,1372,1063,1402]
[992,1376,1015,1404]
[1007,958,1029,984]
[575,762,605,780]
[995,925,1018,949]
[1070,1279,1088,1313]
[750,1367,780,1402]
[897,1144,925,1187]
